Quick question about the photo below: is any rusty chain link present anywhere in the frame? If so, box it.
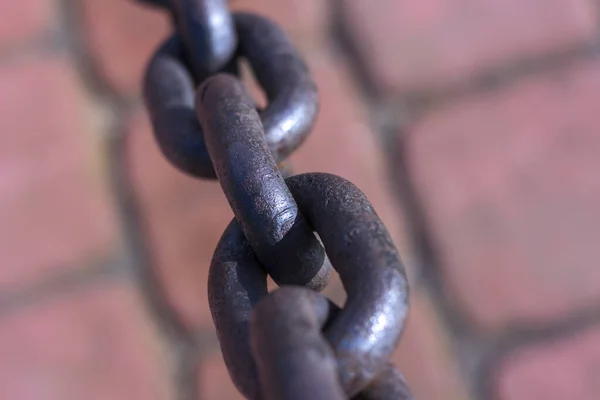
[134,0,413,398]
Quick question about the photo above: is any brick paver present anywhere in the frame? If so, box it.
[79,0,170,95]
[392,289,470,400]
[343,0,598,93]
[0,0,54,48]
[0,55,116,292]
[407,59,600,329]
[231,0,327,45]
[495,325,600,400]
[197,351,245,400]
[0,282,173,400]
[126,111,232,331]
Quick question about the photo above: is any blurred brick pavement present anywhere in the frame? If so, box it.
[1,0,599,399]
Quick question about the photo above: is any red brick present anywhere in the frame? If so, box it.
[197,351,245,400]
[291,48,413,273]
[391,290,470,400]
[0,281,173,399]
[343,0,598,93]
[407,60,600,328]
[126,111,232,330]
[0,0,54,48]
[495,325,600,400]
[231,0,327,45]
[79,0,170,95]
[0,56,116,291]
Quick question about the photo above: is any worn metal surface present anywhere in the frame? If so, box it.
[208,219,266,399]
[235,13,319,162]
[250,287,346,400]
[289,173,409,396]
[144,35,217,178]
[252,288,413,400]
[197,74,330,290]
[209,173,410,398]
[143,12,317,180]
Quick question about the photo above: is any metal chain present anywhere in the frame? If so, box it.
[134,1,413,398]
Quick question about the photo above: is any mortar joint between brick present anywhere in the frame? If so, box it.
[475,305,600,400]
[56,2,202,398]
[59,0,137,115]
[109,120,204,400]
[0,256,124,318]
[330,0,600,115]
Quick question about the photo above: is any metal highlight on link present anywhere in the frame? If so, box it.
[289,173,409,396]
[235,13,319,161]
[197,74,330,291]
[209,173,410,398]
[250,287,346,400]
[172,0,237,76]
[143,12,318,179]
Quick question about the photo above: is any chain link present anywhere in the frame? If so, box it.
[197,75,330,290]
[133,0,413,398]
[172,0,237,76]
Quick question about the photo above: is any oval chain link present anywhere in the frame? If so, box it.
[133,0,413,398]
[209,173,411,398]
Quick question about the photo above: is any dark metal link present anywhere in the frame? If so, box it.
[234,12,319,162]
[172,0,237,76]
[208,219,266,399]
[144,36,216,178]
[289,173,409,396]
[209,172,410,398]
[197,74,330,290]
[250,287,346,400]
[134,0,170,8]
[251,288,414,400]
[134,0,237,75]
[143,12,318,179]
[143,35,239,178]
